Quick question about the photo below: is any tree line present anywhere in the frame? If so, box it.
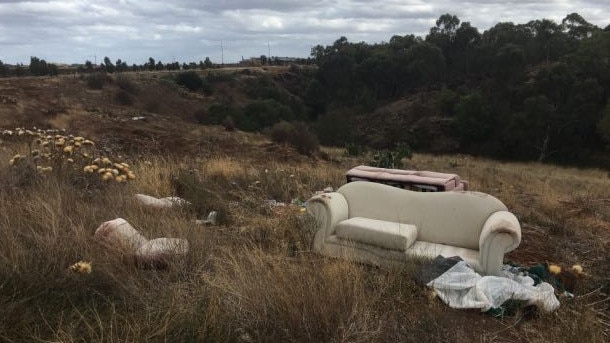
[0,54,313,77]
[305,13,610,167]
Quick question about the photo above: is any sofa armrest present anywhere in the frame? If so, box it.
[306,193,349,252]
[479,211,521,275]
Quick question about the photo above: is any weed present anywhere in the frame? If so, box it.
[368,142,412,169]
[170,168,229,224]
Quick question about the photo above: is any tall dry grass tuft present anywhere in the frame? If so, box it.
[204,249,383,342]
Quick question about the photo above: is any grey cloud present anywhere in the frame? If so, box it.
[0,0,608,64]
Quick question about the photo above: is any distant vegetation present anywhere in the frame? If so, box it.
[306,13,610,167]
[1,12,609,168]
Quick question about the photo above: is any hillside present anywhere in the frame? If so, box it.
[0,71,609,342]
[0,67,297,156]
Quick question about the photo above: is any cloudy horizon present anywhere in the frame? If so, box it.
[1,0,608,66]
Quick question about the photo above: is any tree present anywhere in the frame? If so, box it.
[389,34,420,51]
[48,64,58,76]
[507,95,557,161]
[597,102,610,144]
[84,60,94,72]
[453,22,481,74]
[427,13,461,46]
[103,56,115,73]
[29,56,49,76]
[115,59,128,72]
[148,57,155,71]
[495,43,526,82]
[562,13,597,40]
[0,60,7,77]
[455,92,494,146]
[524,19,569,63]
[405,42,446,85]
[203,57,213,68]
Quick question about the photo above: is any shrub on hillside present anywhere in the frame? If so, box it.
[243,99,295,131]
[267,121,319,155]
[314,109,355,146]
[222,115,236,131]
[242,75,287,102]
[170,168,228,224]
[114,89,134,106]
[116,75,138,94]
[202,103,245,131]
[86,72,109,90]
[344,142,367,156]
[368,142,412,169]
[176,71,203,91]
[192,108,209,124]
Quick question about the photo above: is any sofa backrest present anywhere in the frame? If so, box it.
[337,181,508,250]
[345,165,467,191]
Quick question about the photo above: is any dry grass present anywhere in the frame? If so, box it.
[0,143,609,342]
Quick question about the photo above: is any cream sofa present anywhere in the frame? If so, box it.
[306,181,521,276]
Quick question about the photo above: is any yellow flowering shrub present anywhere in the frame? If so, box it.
[1,127,136,184]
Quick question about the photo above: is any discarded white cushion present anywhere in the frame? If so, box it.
[135,238,190,266]
[195,211,218,225]
[94,218,148,251]
[335,217,418,251]
[135,194,190,208]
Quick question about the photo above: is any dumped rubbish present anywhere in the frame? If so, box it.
[195,211,218,225]
[266,199,287,207]
[510,262,587,295]
[419,256,560,315]
[135,193,191,208]
[94,218,189,268]
[346,165,468,192]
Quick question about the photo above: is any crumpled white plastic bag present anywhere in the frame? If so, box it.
[135,194,190,208]
[427,261,560,312]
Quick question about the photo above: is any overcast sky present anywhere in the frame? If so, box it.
[0,0,608,65]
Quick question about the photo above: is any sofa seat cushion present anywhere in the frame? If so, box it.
[335,217,418,251]
[407,241,482,272]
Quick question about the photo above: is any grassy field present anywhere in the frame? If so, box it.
[0,129,608,342]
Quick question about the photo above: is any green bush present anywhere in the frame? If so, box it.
[368,142,412,169]
[314,109,355,146]
[222,115,237,131]
[267,121,319,155]
[176,71,203,91]
[344,142,367,156]
[207,103,243,127]
[243,99,294,131]
[455,92,494,145]
[242,75,285,101]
